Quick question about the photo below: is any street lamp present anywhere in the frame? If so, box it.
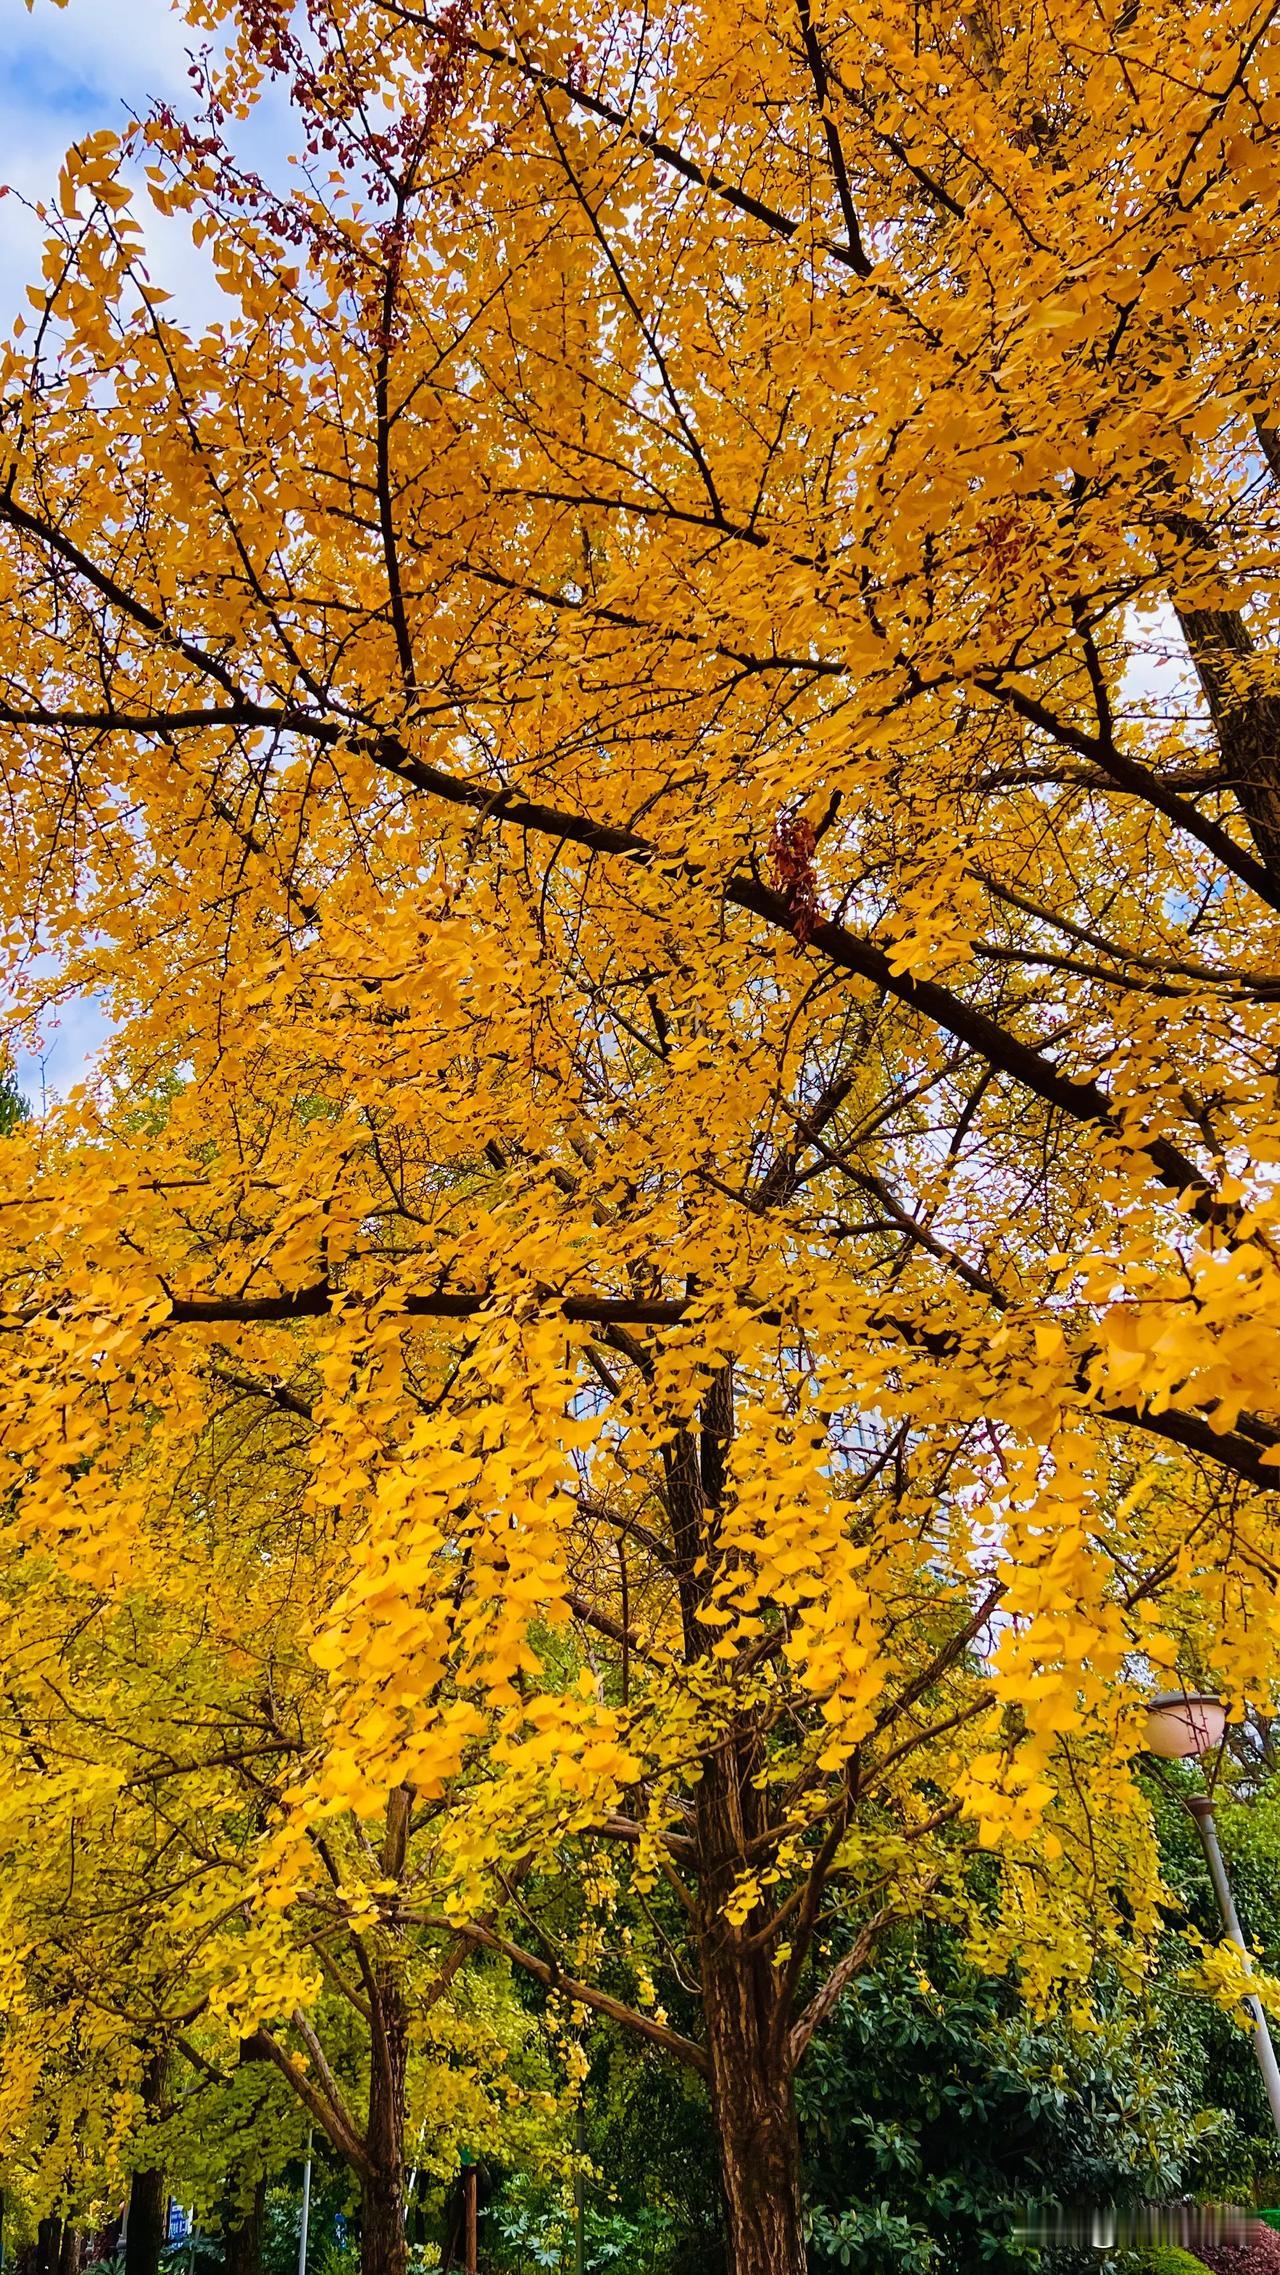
[1144,1690,1280,2139]
[1146,1693,1228,1760]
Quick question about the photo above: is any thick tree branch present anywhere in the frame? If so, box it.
[567,1588,664,1664]
[403,1914,710,2074]
[386,7,872,273]
[245,2023,371,2174]
[785,1900,897,2073]
[794,0,872,274]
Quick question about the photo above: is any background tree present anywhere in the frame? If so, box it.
[0,1388,564,2275]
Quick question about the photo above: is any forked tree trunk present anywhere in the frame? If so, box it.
[697,1742,808,2275]
[360,1965,409,2275]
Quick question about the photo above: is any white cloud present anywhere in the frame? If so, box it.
[0,0,198,317]
[0,0,295,329]
[1,1,297,1094]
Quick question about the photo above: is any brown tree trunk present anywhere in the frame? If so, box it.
[124,2051,169,2275]
[697,1742,808,2275]
[360,2167,406,2275]
[670,1374,808,2275]
[57,2229,81,2275]
[703,1962,807,2275]
[223,2036,270,2275]
[360,1964,409,2275]
[123,2172,166,2275]
[463,2167,478,2275]
[1173,583,1280,881]
[223,2179,266,2275]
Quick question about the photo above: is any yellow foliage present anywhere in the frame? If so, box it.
[2,0,1280,2238]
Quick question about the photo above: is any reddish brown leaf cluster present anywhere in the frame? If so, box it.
[192,0,474,187]
[152,0,476,347]
[769,811,822,943]
[980,509,1026,578]
[1197,2223,1280,2275]
[238,0,295,75]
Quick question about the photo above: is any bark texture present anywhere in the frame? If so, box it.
[360,1962,409,2275]
[123,2170,167,2275]
[222,2178,266,2275]
[124,2052,168,2275]
[697,1740,808,2275]
[1163,506,1280,884]
[1176,593,1280,880]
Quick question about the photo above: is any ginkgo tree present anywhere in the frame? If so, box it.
[3,0,1280,2268]
[0,1336,567,2275]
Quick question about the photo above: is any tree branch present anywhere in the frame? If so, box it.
[245,2024,371,2175]
[402,1915,709,2074]
[785,1900,897,2073]
[386,8,872,273]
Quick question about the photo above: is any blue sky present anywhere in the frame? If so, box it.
[3,2,192,1102]
[1,0,200,326]
[1,1,282,1103]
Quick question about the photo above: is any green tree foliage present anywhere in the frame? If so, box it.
[0,1062,28,1135]
[1144,1765,1280,2205]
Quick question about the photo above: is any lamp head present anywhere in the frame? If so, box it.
[1144,1691,1227,1760]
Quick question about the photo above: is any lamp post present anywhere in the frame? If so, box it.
[297,2130,312,2275]
[1144,1691,1280,2140]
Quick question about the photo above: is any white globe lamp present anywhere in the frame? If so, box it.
[1144,1690,1227,1761]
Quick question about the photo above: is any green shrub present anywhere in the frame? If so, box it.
[798,1948,1197,2273]
[1133,2249,1215,2274]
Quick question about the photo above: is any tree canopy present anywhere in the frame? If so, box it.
[3,1,1280,2268]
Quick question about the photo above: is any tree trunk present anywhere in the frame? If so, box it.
[1173,582,1280,881]
[697,1743,808,2275]
[223,2179,266,2275]
[360,1965,409,2275]
[35,2218,61,2275]
[703,1965,806,2275]
[123,2170,166,2275]
[1153,492,1280,884]
[463,2167,478,2275]
[223,2035,270,2275]
[57,2229,81,2275]
[360,2168,406,2275]
[125,2049,169,2275]
[123,2049,169,2275]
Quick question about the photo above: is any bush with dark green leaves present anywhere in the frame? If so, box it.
[797,1955,1197,2275]
[485,2038,723,2275]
